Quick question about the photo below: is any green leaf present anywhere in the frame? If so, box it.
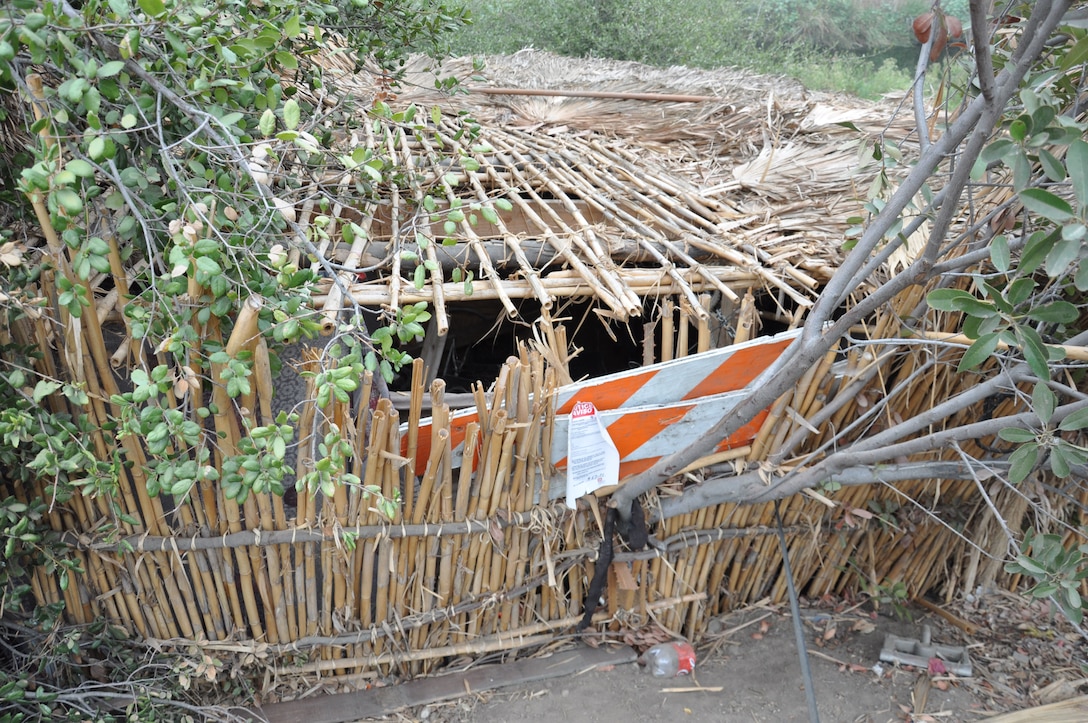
[24,12,47,31]
[1003,278,1033,306]
[320,477,335,498]
[1026,300,1079,324]
[481,206,499,224]
[998,427,1037,443]
[283,99,300,131]
[926,288,974,311]
[1012,150,1032,190]
[212,45,235,69]
[361,163,382,182]
[87,136,106,161]
[1049,444,1071,477]
[958,333,1000,371]
[1061,223,1086,242]
[97,60,126,78]
[33,380,61,403]
[55,189,83,215]
[1046,236,1081,277]
[926,288,995,317]
[220,111,243,128]
[1020,229,1060,275]
[1009,118,1027,142]
[990,235,1010,273]
[65,159,94,178]
[1007,442,1039,483]
[1037,148,1066,183]
[1062,587,1082,620]
[980,280,1012,315]
[494,198,513,211]
[1067,139,1088,207]
[980,138,1015,166]
[1032,382,1056,424]
[1059,442,1088,466]
[284,14,301,38]
[137,0,166,17]
[195,256,221,276]
[1016,325,1052,380]
[275,51,299,71]
[1019,188,1074,222]
[1058,407,1088,431]
[1011,555,1047,576]
[259,108,276,136]
[1060,34,1088,71]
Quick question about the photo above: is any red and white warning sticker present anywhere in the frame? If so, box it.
[565,401,620,509]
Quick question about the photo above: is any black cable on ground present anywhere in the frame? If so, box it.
[774,499,821,723]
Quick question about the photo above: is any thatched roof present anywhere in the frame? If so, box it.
[302,49,923,331]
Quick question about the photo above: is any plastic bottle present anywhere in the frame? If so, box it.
[642,640,696,677]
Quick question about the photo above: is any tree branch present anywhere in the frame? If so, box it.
[913,14,934,155]
[609,0,1073,521]
[656,460,993,518]
[753,397,1088,504]
[970,0,997,104]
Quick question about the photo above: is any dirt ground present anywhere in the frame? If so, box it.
[394,594,1087,723]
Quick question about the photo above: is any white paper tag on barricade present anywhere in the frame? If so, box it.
[565,401,620,509]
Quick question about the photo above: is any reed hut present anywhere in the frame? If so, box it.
[3,47,1084,702]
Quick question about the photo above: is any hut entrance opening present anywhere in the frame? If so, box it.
[393,297,645,394]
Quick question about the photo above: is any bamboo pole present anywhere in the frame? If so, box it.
[207,296,266,639]
[441,422,478,645]
[697,294,712,353]
[404,387,447,650]
[405,358,425,479]
[318,270,764,307]
[677,302,691,359]
[253,339,291,642]
[468,86,722,102]
[661,300,675,362]
[25,72,202,643]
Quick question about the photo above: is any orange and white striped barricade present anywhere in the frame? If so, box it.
[401,328,800,481]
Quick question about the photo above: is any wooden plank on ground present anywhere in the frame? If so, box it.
[254,644,638,723]
[981,695,1088,722]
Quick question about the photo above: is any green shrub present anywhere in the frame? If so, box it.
[755,0,932,52]
[789,55,913,98]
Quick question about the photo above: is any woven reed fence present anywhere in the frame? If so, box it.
[12,260,1085,694]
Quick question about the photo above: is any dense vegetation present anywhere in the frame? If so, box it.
[450,0,972,98]
[0,0,472,717]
